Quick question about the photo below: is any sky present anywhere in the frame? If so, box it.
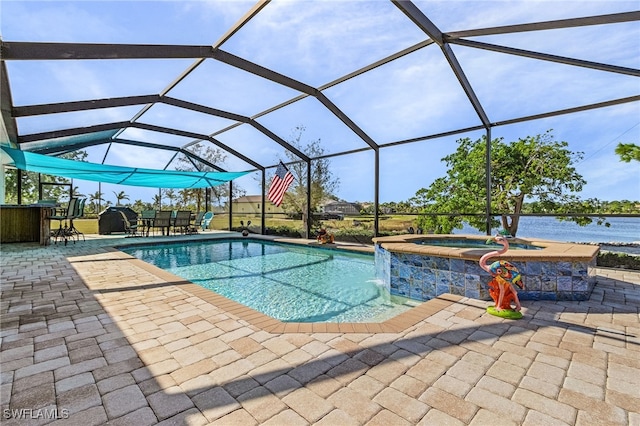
[2,0,639,206]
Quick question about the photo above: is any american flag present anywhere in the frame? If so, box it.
[267,161,294,207]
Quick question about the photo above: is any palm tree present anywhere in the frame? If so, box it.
[71,186,85,198]
[88,190,104,214]
[153,193,162,210]
[113,190,129,206]
[163,189,176,209]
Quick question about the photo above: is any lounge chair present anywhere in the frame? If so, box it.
[201,211,213,231]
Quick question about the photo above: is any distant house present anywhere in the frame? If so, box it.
[322,200,361,216]
[231,195,285,215]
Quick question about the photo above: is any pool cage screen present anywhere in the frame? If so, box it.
[1,1,638,237]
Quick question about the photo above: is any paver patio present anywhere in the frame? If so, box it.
[1,233,638,425]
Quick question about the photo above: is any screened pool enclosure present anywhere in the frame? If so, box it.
[1,1,638,238]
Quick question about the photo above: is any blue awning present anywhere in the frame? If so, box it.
[1,146,249,189]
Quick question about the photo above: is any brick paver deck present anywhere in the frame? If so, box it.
[1,233,638,425]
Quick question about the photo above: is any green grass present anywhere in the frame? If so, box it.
[209,214,303,230]
[72,214,419,234]
[209,214,419,233]
[67,219,98,234]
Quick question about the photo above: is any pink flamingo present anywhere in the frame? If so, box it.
[479,235,524,314]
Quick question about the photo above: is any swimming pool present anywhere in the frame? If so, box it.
[121,239,413,323]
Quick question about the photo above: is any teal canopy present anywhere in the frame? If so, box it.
[1,146,249,189]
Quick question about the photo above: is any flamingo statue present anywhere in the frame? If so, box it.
[479,235,524,319]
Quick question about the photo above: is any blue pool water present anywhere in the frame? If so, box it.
[121,239,413,323]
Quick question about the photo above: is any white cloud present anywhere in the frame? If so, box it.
[2,0,638,205]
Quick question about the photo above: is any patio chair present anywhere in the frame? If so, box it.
[201,211,214,231]
[190,212,205,234]
[173,210,192,234]
[153,210,172,236]
[118,211,140,237]
[50,197,78,245]
[67,198,86,242]
[140,210,156,236]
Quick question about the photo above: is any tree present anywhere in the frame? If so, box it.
[153,193,162,210]
[278,126,339,223]
[381,201,416,214]
[131,199,153,212]
[162,189,176,209]
[175,143,244,210]
[88,191,104,214]
[3,150,88,204]
[615,143,640,162]
[176,188,192,210]
[71,187,85,198]
[113,190,129,206]
[413,130,590,236]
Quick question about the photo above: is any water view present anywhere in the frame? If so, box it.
[456,216,638,242]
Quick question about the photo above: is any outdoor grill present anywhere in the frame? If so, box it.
[98,207,138,235]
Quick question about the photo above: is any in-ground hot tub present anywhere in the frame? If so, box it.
[372,234,599,302]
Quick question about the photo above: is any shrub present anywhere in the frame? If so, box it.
[264,226,303,238]
[597,252,640,270]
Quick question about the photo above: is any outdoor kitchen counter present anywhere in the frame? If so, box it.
[0,204,51,245]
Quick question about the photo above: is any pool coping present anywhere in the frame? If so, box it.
[107,235,461,333]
